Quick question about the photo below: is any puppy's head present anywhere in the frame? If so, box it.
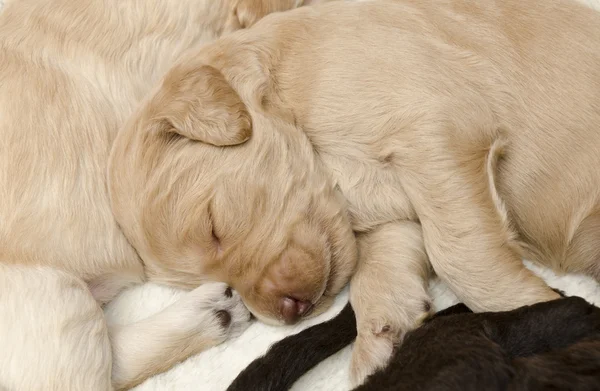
[109,58,357,325]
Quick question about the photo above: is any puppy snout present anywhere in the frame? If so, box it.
[280,297,313,324]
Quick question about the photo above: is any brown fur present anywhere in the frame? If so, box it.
[109,0,600,385]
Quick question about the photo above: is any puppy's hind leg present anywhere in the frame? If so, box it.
[0,264,112,391]
[349,221,433,387]
[398,113,559,312]
[564,208,600,281]
[109,282,252,390]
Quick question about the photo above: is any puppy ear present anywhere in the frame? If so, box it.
[155,64,252,147]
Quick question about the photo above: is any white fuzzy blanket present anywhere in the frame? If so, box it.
[2,0,599,390]
[104,263,600,391]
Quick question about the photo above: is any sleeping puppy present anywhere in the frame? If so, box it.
[228,296,600,391]
[0,0,318,390]
[357,296,600,391]
[359,296,600,391]
[108,0,600,385]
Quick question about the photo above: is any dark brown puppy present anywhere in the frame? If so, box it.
[228,296,600,391]
[357,296,600,391]
[227,304,356,391]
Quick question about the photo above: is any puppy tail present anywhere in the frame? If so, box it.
[485,136,519,245]
[227,303,357,391]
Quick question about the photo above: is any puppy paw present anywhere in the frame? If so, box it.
[210,285,253,339]
[349,301,434,387]
[350,325,396,387]
[178,282,253,345]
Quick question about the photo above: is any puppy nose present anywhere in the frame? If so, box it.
[280,297,313,324]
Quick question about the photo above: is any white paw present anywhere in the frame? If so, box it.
[181,282,252,344]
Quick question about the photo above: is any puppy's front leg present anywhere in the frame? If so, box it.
[399,116,559,312]
[109,283,251,390]
[349,220,432,387]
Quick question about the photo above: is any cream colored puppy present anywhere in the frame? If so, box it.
[0,0,314,390]
[110,0,600,386]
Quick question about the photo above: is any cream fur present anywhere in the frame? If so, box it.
[111,0,600,386]
[0,264,112,391]
[0,0,312,389]
[349,221,432,383]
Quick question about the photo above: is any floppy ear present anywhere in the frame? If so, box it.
[155,64,252,147]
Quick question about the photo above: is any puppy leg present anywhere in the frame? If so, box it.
[87,271,145,306]
[399,115,558,312]
[564,209,600,279]
[109,282,251,390]
[0,264,112,391]
[349,220,432,387]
